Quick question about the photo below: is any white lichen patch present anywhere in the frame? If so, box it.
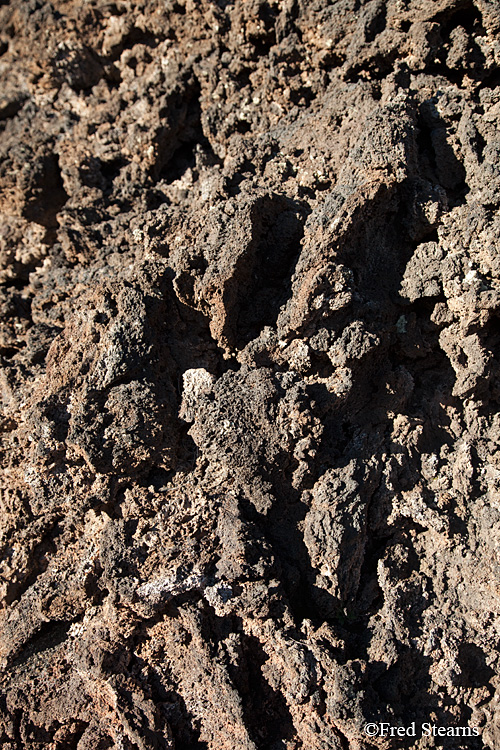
[204,582,234,615]
[136,572,207,605]
[179,368,215,422]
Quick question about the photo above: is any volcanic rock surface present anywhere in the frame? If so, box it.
[1,0,500,748]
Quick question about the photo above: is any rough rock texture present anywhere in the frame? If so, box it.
[0,0,499,748]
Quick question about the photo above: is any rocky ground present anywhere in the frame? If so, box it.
[0,0,500,747]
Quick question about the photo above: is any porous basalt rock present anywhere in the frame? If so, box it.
[0,0,499,748]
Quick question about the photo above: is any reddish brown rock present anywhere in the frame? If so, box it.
[0,0,499,748]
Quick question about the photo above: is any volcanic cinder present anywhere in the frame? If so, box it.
[1,1,500,748]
